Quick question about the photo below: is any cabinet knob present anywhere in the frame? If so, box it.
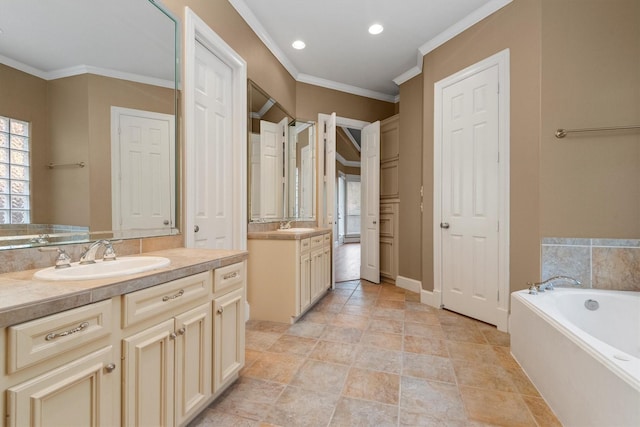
[217,307,224,314]
[177,327,186,335]
[105,363,116,373]
[169,332,177,340]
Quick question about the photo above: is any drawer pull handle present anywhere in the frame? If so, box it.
[217,307,224,314]
[223,271,238,280]
[45,321,89,341]
[105,363,116,373]
[162,289,184,302]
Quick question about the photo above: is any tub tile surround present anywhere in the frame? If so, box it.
[542,237,640,291]
[190,281,560,427]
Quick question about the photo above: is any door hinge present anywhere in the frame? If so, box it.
[497,221,500,232]
[497,289,500,301]
[497,83,500,94]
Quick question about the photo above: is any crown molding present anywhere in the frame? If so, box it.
[393,0,513,86]
[232,0,511,101]
[298,73,396,103]
[336,152,360,168]
[0,55,174,88]
[229,0,398,103]
[228,0,299,78]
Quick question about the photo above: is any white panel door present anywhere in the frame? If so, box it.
[300,144,313,218]
[318,113,336,288]
[440,64,500,325]
[259,119,285,219]
[360,121,380,283]
[192,40,233,249]
[250,133,261,220]
[112,108,174,233]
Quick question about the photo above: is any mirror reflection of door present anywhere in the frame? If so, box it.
[111,107,175,237]
[258,117,287,219]
[338,173,346,244]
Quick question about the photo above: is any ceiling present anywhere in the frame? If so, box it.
[230,0,512,102]
[0,0,174,86]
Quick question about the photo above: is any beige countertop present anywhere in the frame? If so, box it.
[247,227,331,240]
[0,248,248,328]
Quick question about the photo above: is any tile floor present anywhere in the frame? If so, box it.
[190,281,561,427]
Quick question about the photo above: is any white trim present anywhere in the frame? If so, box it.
[0,55,174,88]
[227,0,299,79]
[420,288,440,308]
[396,276,422,293]
[393,0,513,86]
[110,107,176,234]
[340,126,361,153]
[336,117,369,130]
[433,48,510,329]
[184,7,247,250]
[336,153,360,168]
[298,74,397,103]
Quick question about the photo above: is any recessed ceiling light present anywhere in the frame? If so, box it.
[292,40,306,50]
[368,24,384,35]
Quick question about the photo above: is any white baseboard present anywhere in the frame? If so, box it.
[396,275,422,293]
[421,288,441,309]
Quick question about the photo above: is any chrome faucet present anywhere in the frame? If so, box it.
[79,240,117,264]
[528,275,582,294]
[279,220,292,230]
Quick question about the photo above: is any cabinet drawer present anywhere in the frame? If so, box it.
[122,271,211,327]
[323,233,331,245]
[214,261,245,294]
[300,238,311,252]
[380,214,394,237]
[7,300,112,373]
[310,235,324,249]
[380,204,394,214]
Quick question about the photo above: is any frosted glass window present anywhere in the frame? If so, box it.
[0,116,30,224]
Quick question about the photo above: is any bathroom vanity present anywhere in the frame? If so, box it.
[247,228,331,323]
[0,248,247,427]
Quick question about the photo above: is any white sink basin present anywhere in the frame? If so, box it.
[276,228,316,233]
[34,256,171,281]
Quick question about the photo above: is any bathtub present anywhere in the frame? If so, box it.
[510,288,640,427]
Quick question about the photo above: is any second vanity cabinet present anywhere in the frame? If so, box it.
[247,229,331,323]
[0,255,247,427]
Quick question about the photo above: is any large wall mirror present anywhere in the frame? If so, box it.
[0,0,179,249]
[248,81,316,223]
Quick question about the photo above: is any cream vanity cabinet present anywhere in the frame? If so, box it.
[1,258,246,427]
[121,263,245,426]
[247,230,331,323]
[3,300,117,427]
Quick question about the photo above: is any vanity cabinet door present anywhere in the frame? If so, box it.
[213,287,245,392]
[175,303,212,426]
[122,319,176,427]
[310,248,324,302]
[6,346,117,427]
[299,252,311,312]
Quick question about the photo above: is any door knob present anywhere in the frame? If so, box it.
[163,220,170,225]
[440,222,450,229]
[194,225,200,232]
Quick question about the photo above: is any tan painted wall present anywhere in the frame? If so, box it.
[163,0,296,116]
[87,75,175,231]
[47,75,91,226]
[540,0,640,238]
[296,82,395,123]
[398,74,423,281]
[420,0,542,292]
[0,65,50,225]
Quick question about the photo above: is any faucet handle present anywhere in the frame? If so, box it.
[103,243,117,261]
[527,282,538,295]
[55,248,72,269]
